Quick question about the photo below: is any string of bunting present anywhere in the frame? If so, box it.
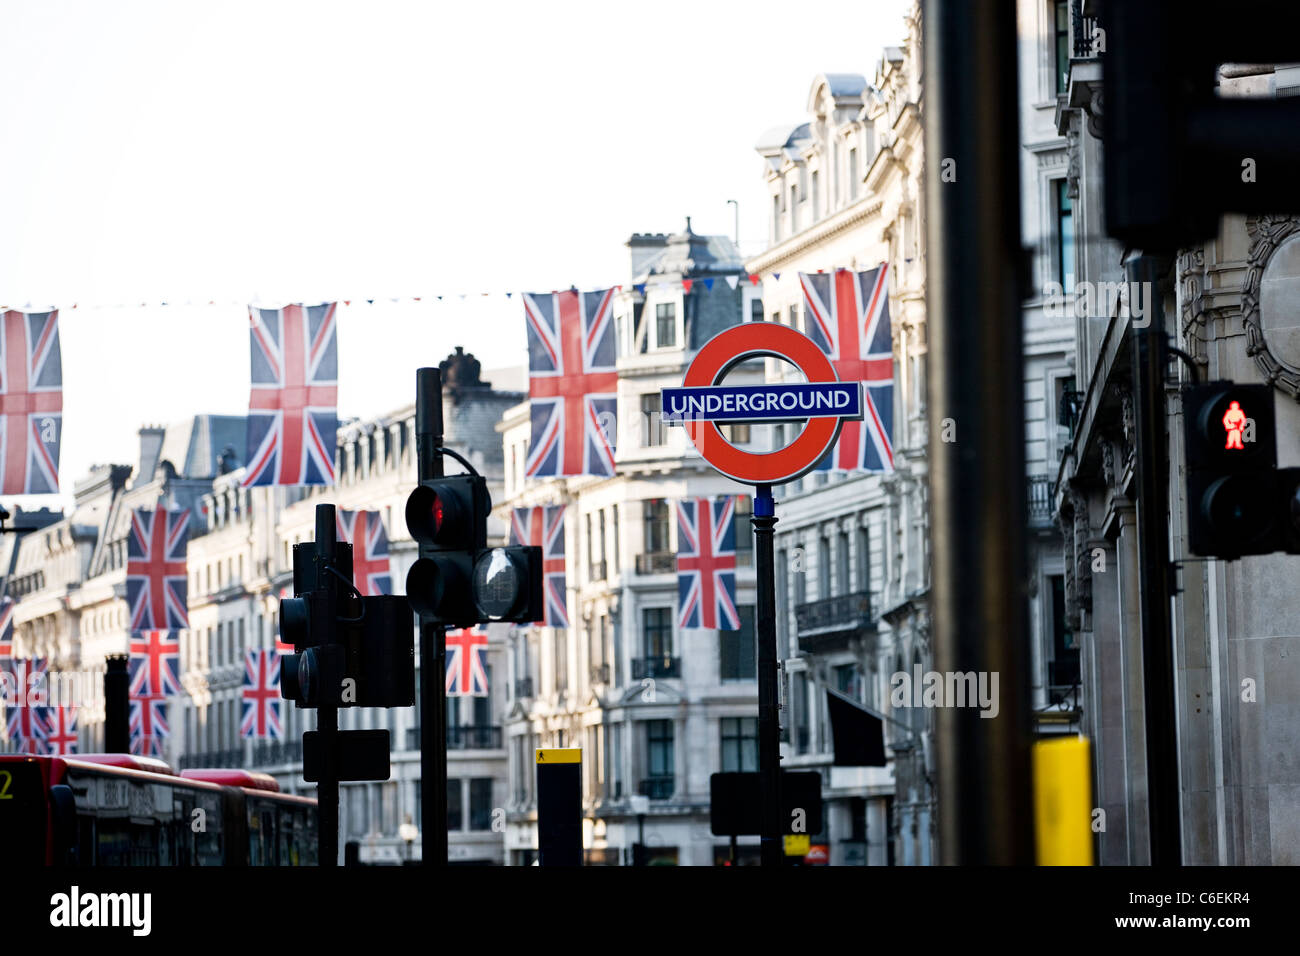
[0,272,787,313]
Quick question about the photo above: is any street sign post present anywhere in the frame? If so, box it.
[663,322,864,867]
[536,748,582,866]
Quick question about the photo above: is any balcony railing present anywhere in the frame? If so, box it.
[634,552,675,575]
[1071,0,1100,59]
[1027,475,1056,526]
[514,677,534,699]
[178,748,247,770]
[590,663,610,686]
[405,725,503,751]
[632,656,680,680]
[638,776,675,800]
[795,590,874,653]
[249,740,302,767]
[588,560,607,582]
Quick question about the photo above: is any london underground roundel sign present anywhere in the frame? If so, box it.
[661,323,861,485]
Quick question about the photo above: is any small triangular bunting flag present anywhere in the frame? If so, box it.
[682,279,694,294]
[725,276,739,290]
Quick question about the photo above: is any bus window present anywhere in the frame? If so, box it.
[0,762,49,865]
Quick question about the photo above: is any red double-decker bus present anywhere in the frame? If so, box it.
[0,753,318,866]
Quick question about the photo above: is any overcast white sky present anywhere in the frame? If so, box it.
[0,0,910,495]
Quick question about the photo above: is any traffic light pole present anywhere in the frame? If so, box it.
[752,483,783,867]
[924,0,1034,864]
[1128,254,1183,865]
[416,367,448,866]
[314,503,341,867]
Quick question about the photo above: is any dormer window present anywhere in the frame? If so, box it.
[655,303,677,349]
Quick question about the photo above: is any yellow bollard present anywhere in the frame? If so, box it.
[1033,736,1094,865]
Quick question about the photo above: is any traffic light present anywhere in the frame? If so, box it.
[1103,0,1300,249]
[1280,468,1300,555]
[1182,382,1281,558]
[280,526,415,709]
[405,473,545,625]
[405,474,489,625]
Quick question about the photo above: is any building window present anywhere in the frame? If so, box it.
[857,526,871,591]
[447,777,463,831]
[734,497,753,567]
[751,298,764,322]
[835,662,862,701]
[837,531,851,595]
[788,304,799,332]
[643,498,670,554]
[597,510,607,578]
[1055,179,1075,291]
[811,170,820,220]
[721,423,751,444]
[641,393,664,447]
[656,303,677,349]
[642,607,673,660]
[792,672,809,755]
[645,720,674,791]
[720,605,757,682]
[721,716,758,772]
[611,505,620,572]
[790,183,799,232]
[554,630,568,692]
[469,778,493,831]
[849,146,859,200]
[1054,0,1070,95]
[1049,574,1080,689]
[818,535,832,598]
[772,193,781,242]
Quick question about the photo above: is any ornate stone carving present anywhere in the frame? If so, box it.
[1085,88,1103,139]
[1176,247,1209,365]
[1242,215,1300,401]
[1065,126,1081,200]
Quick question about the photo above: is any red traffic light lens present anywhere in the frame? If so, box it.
[432,494,444,533]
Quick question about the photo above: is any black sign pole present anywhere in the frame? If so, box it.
[1128,255,1182,865]
[415,367,448,866]
[925,0,1033,863]
[314,503,340,867]
[752,483,783,866]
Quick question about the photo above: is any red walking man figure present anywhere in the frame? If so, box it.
[1223,400,1247,450]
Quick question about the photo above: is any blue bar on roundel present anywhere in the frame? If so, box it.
[660,382,863,425]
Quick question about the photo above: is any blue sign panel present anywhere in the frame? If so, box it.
[661,382,863,425]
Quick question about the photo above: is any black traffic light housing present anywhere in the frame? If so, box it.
[1102,0,1300,250]
[405,474,490,625]
[280,528,414,709]
[1182,381,1285,558]
[404,474,547,625]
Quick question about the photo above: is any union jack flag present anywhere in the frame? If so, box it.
[0,596,13,668]
[241,650,283,740]
[509,505,568,627]
[0,310,62,495]
[243,303,339,487]
[522,288,618,477]
[799,265,894,472]
[129,695,168,757]
[336,510,391,596]
[47,706,77,755]
[126,505,190,631]
[129,630,182,698]
[445,627,488,697]
[5,658,50,753]
[676,497,740,631]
